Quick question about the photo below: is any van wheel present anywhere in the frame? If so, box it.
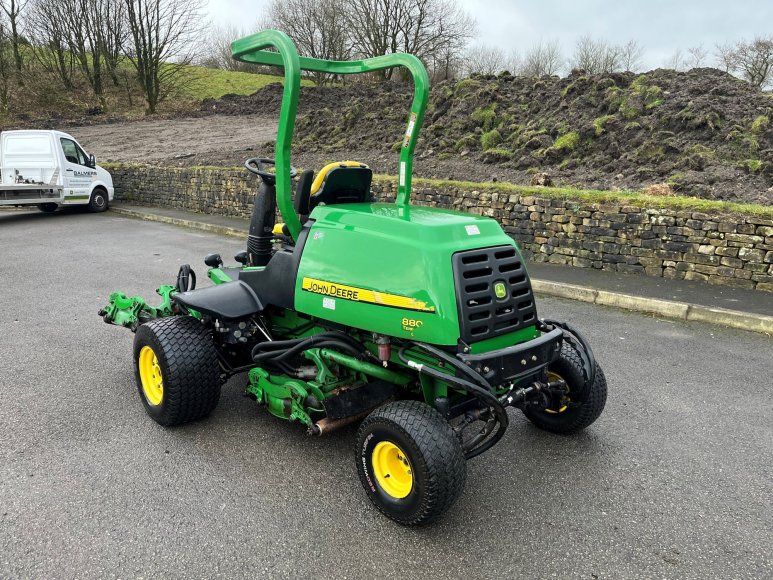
[88,188,108,212]
[37,203,58,213]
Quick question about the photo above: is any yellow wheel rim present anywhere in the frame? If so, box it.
[372,441,413,499]
[138,346,164,406]
[545,371,569,414]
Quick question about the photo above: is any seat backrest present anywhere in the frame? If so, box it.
[307,161,372,213]
[294,169,314,216]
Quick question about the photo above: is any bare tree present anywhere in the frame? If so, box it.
[27,0,75,89]
[521,39,563,77]
[101,0,128,86]
[570,35,621,74]
[267,0,351,85]
[346,0,475,80]
[464,44,506,76]
[124,0,203,114]
[0,0,28,84]
[63,0,111,110]
[201,24,244,70]
[0,18,13,110]
[731,36,773,89]
[427,44,463,81]
[664,49,685,71]
[714,42,738,73]
[619,40,644,72]
[685,44,708,69]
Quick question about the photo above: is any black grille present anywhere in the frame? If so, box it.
[452,245,537,343]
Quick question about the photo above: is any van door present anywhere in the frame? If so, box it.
[59,137,96,204]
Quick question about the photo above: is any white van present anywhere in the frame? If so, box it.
[0,130,114,213]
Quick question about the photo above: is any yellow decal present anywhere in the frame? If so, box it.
[402,318,424,332]
[302,277,435,313]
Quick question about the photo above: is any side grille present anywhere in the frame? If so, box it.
[452,245,537,343]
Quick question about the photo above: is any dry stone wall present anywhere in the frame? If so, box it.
[110,164,773,292]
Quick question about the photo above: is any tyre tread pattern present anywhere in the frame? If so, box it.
[358,400,466,525]
[134,316,221,426]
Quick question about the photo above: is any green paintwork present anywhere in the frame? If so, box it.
[208,268,232,285]
[247,367,313,427]
[100,284,177,329]
[230,29,429,241]
[317,349,412,386]
[294,203,518,346]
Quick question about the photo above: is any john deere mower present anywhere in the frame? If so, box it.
[100,30,607,525]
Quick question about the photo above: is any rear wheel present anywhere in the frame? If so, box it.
[523,342,607,434]
[37,203,58,213]
[356,400,466,525]
[88,188,108,212]
[133,316,222,426]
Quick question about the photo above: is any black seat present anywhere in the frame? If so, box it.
[307,162,372,213]
[274,162,372,237]
[172,281,263,320]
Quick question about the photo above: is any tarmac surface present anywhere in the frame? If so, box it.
[1,208,772,578]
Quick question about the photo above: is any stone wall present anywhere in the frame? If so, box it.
[110,164,773,292]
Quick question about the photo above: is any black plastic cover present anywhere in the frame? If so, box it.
[452,245,538,343]
[457,327,563,385]
[172,281,263,320]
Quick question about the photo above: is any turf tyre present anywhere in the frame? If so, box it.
[356,400,466,526]
[133,316,221,426]
[523,341,607,434]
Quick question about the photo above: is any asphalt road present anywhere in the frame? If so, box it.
[1,208,771,579]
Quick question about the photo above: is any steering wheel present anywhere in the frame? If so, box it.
[244,157,297,184]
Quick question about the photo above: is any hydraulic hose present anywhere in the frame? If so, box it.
[411,342,494,392]
[251,331,368,377]
[398,346,509,459]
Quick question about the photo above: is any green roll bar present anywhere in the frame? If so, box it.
[231,30,430,242]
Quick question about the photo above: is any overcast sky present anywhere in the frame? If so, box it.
[205,0,773,72]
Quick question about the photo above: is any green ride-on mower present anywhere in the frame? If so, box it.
[99,30,607,526]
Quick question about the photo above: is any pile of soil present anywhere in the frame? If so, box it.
[200,69,773,205]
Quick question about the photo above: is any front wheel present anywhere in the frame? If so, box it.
[133,316,222,426]
[88,188,108,212]
[356,400,466,526]
[523,341,607,434]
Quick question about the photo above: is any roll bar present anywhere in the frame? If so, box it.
[231,30,429,242]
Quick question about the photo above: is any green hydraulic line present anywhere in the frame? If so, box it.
[231,30,430,241]
[317,349,412,386]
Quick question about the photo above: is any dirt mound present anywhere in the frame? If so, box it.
[201,69,773,205]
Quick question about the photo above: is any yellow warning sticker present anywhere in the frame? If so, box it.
[302,277,435,313]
